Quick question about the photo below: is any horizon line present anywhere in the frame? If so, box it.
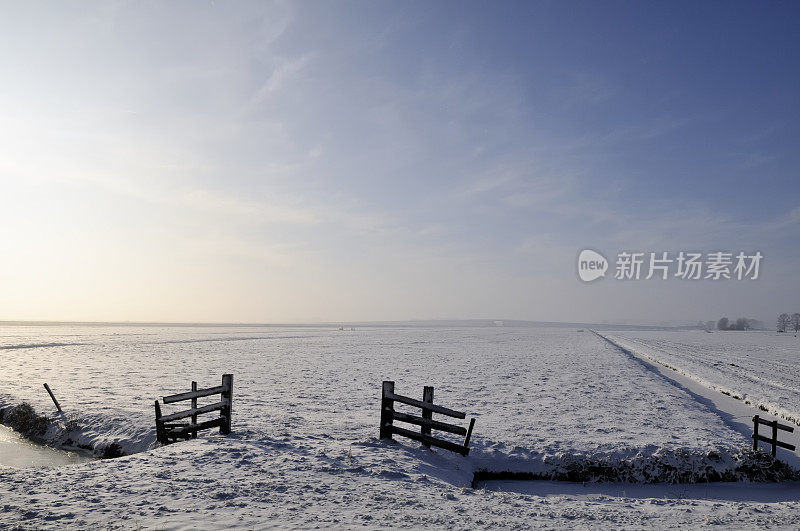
[0,318,703,330]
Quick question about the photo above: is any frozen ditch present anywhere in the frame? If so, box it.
[0,424,94,468]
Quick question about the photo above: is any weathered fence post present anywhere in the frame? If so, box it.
[154,400,167,444]
[463,418,476,455]
[43,383,62,413]
[220,374,233,435]
[753,415,759,451]
[380,381,395,439]
[772,420,778,457]
[191,381,198,439]
[421,386,434,447]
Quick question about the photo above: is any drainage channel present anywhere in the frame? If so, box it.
[0,424,95,468]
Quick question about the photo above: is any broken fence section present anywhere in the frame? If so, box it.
[752,415,795,457]
[380,380,475,456]
[154,374,233,445]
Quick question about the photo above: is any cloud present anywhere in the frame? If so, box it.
[2,3,797,323]
[247,53,315,107]
[181,236,302,269]
[180,188,319,225]
[763,206,800,232]
[556,69,617,108]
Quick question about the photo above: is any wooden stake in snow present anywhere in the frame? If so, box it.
[191,381,198,439]
[421,386,434,447]
[43,383,62,413]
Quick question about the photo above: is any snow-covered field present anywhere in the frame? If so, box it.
[604,330,800,426]
[2,325,800,529]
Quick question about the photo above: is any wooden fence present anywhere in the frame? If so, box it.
[154,374,233,445]
[752,414,795,457]
[380,381,475,456]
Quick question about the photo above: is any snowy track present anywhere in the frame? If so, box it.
[595,331,800,469]
[603,331,800,435]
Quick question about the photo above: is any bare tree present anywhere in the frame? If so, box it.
[792,313,800,333]
[777,313,790,332]
[717,317,729,331]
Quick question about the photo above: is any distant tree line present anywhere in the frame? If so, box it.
[777,313,800,333]
[715,317,763,331]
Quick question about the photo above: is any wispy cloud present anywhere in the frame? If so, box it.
[247,53,315,108]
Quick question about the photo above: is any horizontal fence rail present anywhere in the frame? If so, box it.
[380,381,476,456]
[159,401,226,423]
[752,415,795,457]
[155,374,233,445]
[383,391,467,419]
[163,385,228,404]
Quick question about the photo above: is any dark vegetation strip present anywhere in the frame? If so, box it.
[0,403,123,459]
[472,450,800,488]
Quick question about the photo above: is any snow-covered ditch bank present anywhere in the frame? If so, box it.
[0,401,150,458]
[3,324,799,528]
[603,330,800,427]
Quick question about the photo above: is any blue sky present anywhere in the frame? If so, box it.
[0,1,798,323]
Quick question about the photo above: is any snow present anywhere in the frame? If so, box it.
[602,330,800,429]
[2,325,800,528]
[595,331,800,469]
